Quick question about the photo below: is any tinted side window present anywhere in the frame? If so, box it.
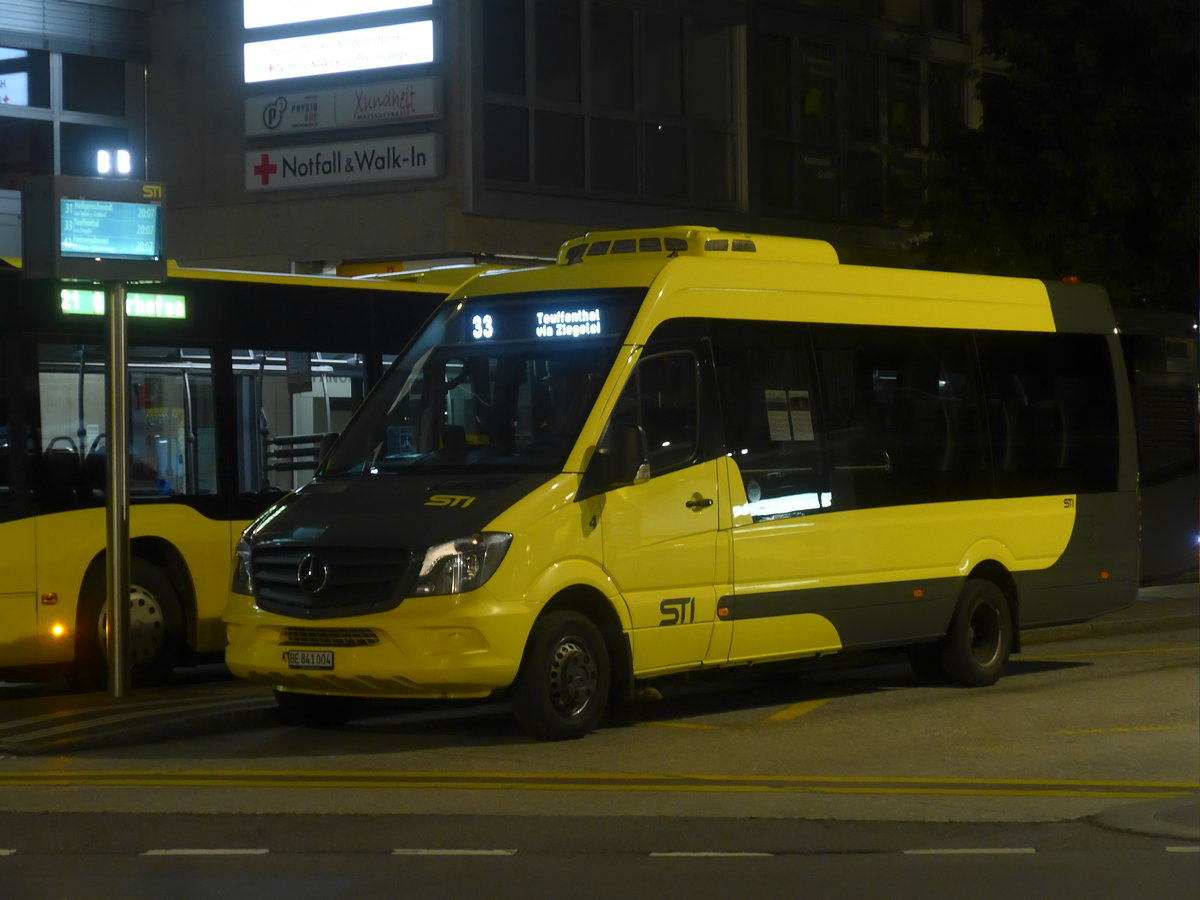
[813,324,987,510]
[977,332,1119,495]
[709,319,829,519]
[611,349,700,477]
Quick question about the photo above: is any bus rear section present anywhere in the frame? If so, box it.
[223,226,1139,740]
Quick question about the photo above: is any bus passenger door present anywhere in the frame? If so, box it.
[597,347,720,675]
[0,520,38,667]
[0,349,39,666]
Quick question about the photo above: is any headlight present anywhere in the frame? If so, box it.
[412,532,512,597]
[231,537,254,595]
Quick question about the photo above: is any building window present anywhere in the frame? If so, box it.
[0,118,52,191]
[480,0,739,210]
[750,24,969,226]
[0,48,50,108]
[0,45,140,189]
[62,54,126,116]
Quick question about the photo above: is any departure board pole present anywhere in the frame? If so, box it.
[105,281,132,698]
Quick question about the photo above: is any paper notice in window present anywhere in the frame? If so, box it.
[766,390,792,441]
[788,390,815,440]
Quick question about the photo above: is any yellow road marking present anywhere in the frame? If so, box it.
[767,698,836,723]
[0,769,1193,800]
[1054,724,1195,736]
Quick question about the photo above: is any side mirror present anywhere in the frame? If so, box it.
[578,422,648,501]
[601,422,648,487]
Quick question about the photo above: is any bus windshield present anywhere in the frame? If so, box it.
[322,288,644,475]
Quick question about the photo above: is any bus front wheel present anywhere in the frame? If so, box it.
[940,579,1012,687]
[72,558,185,688]
[513,611,610,741]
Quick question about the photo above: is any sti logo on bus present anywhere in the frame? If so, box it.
[659,597,695,626]
[425,494,475,508]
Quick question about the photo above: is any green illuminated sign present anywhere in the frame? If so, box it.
[60,288,187,320]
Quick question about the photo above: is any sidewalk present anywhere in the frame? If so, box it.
[1022,580,1200,644]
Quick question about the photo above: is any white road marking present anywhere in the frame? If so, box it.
[142,848,270,856]
[392,848,517,856]
[904,848,1037,855]
[650,851,775,857]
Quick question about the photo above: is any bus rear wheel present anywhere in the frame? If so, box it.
[940,578,1012,687]
[513,611,610,741]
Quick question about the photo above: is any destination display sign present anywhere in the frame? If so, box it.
[60,288,187,320]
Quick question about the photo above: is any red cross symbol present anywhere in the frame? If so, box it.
[252,153,278,186]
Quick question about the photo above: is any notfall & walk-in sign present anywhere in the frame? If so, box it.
[244,133,441,191]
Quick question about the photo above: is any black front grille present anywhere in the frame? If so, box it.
[252,544,419,620]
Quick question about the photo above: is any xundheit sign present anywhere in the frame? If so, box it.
[245,133,441,191]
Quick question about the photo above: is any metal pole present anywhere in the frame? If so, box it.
[105,281,131,698]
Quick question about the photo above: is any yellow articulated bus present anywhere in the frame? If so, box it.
[0,260,459,685]
[224,226,1139,740]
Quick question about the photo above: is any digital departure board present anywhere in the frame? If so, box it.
[21,176,167,281]
[60,198,161,260]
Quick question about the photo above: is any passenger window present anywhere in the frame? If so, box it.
[976,332,1118,495]
[36,344,218,507]
[813,324,987,509]
[709,320,829,520]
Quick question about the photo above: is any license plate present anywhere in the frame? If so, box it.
[286,650,334,670]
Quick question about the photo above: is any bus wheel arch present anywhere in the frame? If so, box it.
[72,540,191,687]
[511,587,629,740]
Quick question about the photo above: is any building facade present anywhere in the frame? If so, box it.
[0,0,985,271]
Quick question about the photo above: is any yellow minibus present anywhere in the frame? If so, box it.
[224,226,1139,739]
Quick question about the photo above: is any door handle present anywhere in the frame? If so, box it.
[685,496,714,510]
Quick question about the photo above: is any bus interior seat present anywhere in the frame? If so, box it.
[40,443,81,504]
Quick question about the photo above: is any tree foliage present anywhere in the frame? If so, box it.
[920,0,1198,311]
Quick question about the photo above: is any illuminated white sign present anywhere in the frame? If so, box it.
[245,76,441,136]
[243,0,432,29]
[244,20,433,83]
[245,133,440,190]
[535,309,602,339]
[0,72,30,106]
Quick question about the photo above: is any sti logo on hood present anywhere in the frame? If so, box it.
[425,494,475,508]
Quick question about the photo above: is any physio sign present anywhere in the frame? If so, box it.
[245,133,440,191]
[245,77,442,136]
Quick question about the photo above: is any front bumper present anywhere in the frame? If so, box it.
[223,589,535,699]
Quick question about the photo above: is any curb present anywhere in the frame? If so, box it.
[1092,794,1200,842]
[1022,613,1199,645]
